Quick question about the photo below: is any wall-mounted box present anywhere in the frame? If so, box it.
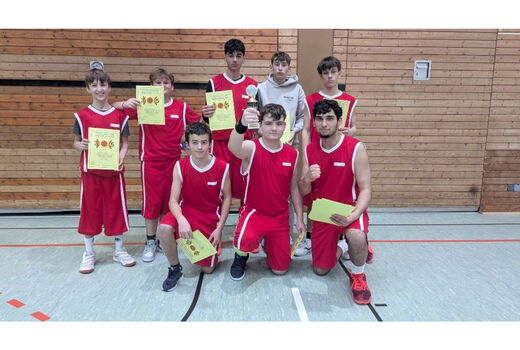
[413,60,431,80]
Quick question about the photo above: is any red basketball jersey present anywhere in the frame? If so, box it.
[74,106,129,177]
[305,134,363,206]
[129,99,200,161]
[306,91,357,142]
[176,155,229,218]
[208,73,258,141]
[243,138,298,216]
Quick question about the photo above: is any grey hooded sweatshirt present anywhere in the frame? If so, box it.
[257,73,307,147]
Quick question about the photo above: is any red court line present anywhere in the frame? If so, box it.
[1,239,519,248]
[370,239,520,243]
[31,312,50,322]
[7,299,25,308]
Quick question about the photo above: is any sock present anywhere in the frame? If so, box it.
[170,263,181,270]
[146,234,156,242]
[234,247,248,257]
[114,235,124,251]
[84,236,95,255]
[337,239,349,255]
[351,263,365,275]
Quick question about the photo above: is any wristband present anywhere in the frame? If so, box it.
[235,122,247,134]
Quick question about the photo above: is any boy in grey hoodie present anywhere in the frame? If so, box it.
[257,52,309,148]
[257,51,309,253]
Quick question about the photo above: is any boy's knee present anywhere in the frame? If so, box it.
[157,224,173,240]
[202,266,216,274]
[271,269,288,276]
[313,266,331,276]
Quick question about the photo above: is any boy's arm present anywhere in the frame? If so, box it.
[168,164,192,238]
[73,134,88,151]
[348,112,357,137]
[290,154,305,235]
[118,136,129,170]
[298,148,320,196]
[330,144,371,227]
[351,143,371,217]
[228,107,257,160]
[208,169,232,245]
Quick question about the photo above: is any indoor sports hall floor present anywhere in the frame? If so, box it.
[0,209,519,322]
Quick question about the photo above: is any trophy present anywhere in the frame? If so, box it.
[245,85,259,129]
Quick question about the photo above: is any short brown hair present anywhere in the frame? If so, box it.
[149,68,175,84]
[85,69,110,86]
[259,103,286,122]
[271,51,291,65]
[317,56,341,74]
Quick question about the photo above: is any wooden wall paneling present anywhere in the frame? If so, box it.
[339,29,497,208]
[480,31,520,212]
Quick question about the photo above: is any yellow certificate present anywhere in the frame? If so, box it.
[332,99,350,128]
[87,127,120,171]
[205,90,236,131]
[308,198,355,226]
[280,112,292,144]
[136,85,165,125]
[176,230,217,264]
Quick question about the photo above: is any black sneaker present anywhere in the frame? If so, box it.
[162,264,183,292]
[230,253,249,281]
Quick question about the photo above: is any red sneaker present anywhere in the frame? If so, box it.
[366,245,375,264]
[349,273,372,305]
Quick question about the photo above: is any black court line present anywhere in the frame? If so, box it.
[337,259,383,322]
[180,272,204,322]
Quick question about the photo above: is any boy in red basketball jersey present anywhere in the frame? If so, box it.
[115,68,201,263]
[303,56,358,146]
[300,56,374,262]
[201,38,258,200]
[73,68,136,274]
[228,104,305,280]
[299,99,372,304]
[157,122,231,292]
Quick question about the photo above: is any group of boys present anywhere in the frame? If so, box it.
[73,38,373,305]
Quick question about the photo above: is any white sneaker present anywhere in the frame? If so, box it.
[294,238,312,257]
[79,252,96,274]
[142,240,157,262]
[113,249,136,267]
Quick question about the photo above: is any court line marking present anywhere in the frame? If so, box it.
[1,239,519,248]
[181,272,204,322]
[337,260,383,322]
[291,288,309,322]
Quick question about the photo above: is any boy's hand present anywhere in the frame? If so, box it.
[241,107,259,127]
[208,228,222,246]
[304,164,321,183]
[339,127,353,137]
[178,216,192,239]
[330,212,357,228]
[77,138,89,150]
[123,98,140,109]
[202,104,216,118]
